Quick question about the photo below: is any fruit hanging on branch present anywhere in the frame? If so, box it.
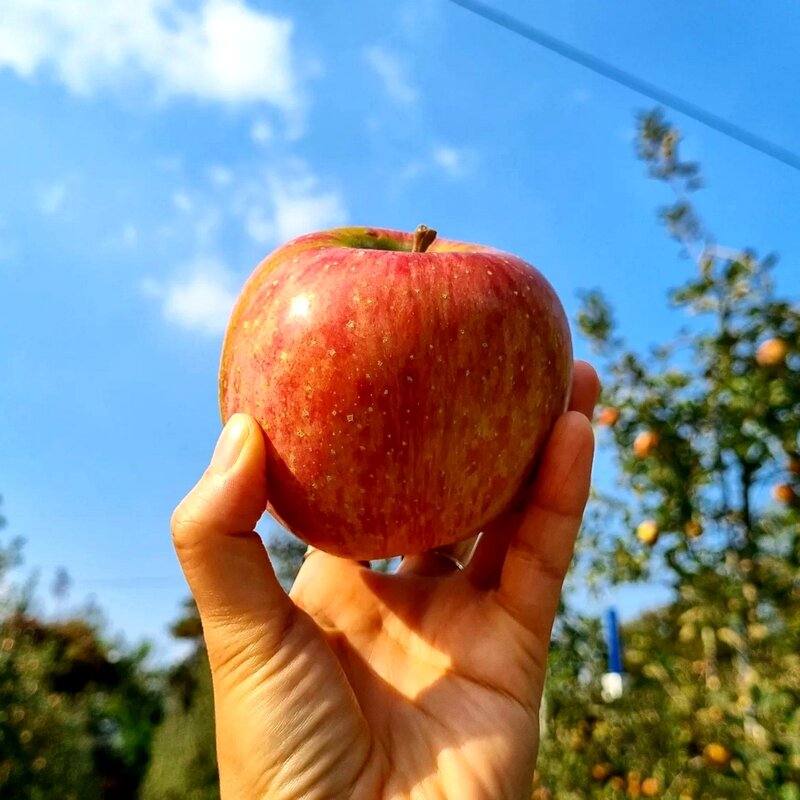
[219,225,572,560]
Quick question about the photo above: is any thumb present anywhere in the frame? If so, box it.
[171,413,295,672]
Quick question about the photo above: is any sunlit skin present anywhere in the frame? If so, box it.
[219,226,573,560]
[172,361,599,800]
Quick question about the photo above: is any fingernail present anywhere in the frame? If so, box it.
[211,415,250,473]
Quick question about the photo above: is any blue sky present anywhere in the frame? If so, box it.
[1,0,798,662]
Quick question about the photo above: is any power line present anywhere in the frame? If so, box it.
[446,0,800,172]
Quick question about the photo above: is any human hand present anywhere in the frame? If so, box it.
[171,361,599,800]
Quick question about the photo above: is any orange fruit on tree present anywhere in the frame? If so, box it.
[773,483,796,505]
[633,430,660,458]
[755,338,789,366]
[636,520,660,546]
[704,742,731,766]
[598,407,620,426]
[642,777,660,796]
[591,763,612,781]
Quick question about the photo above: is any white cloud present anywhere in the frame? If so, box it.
[271,176,347,242]
[363,46,418,106]
[143,259,238,336]
[0,0,301,114]
[235,167,347,245]
[431,145,475,178]
[38,182,67,215]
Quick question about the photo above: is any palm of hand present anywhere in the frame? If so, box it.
[278,557,545,799]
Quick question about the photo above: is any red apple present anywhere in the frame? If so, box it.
[219,225,572,560]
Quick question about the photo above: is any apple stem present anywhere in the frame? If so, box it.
[412,224,437,253]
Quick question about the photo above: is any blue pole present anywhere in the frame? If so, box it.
[606,608,623,674]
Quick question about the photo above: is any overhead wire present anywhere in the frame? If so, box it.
[446,0,800,172]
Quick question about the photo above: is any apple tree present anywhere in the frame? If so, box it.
[536,110,799,798]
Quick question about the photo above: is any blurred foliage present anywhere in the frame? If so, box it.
[140,597,219,800]
[0,533,163,799]
[535,109,799,798]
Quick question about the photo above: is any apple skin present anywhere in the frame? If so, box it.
[219,226,573,560]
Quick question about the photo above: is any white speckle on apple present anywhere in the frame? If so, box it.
[383,389,389,395]
[347,414,354,422]
[406,375,413,382]
[346,320,356,329]
[328,348,336,356]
